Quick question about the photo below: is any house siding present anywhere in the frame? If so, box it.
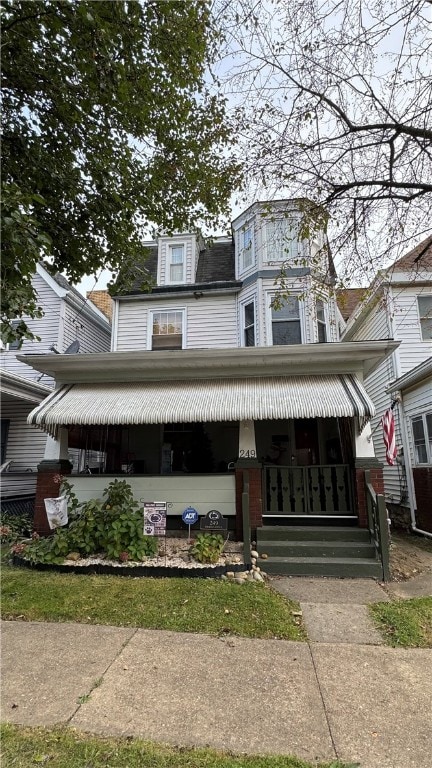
[2,399,46,469]
[115,295,238,351]
[390,286,432,374]
[63,302,111,354]
[350,301,404,503]
[1,273,62,383]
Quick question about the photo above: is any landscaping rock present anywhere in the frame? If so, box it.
[66,552,81,561]
[253,571,264,582]
[251,550,259,559]
[261,553,268,559]
[226,571,235,579]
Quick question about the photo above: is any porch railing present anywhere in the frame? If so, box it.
[365,469,391,582]
[263,464,354,515]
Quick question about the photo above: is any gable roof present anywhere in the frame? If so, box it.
[391,235,432,272]
[336,288,366,321]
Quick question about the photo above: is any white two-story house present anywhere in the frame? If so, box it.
[1,263,111,513]
[20,200,397,576]
[342,236,432,536]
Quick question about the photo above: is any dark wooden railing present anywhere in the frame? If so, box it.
[365,469,391,582]
[263,464,354,516]
[242,471,252,567]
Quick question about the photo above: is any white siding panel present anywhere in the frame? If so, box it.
[1,273,61,383]
[187,296,237,348]
[115,295,238,351]
[63,302,110,354]
[2,399,47,472]
[116,302,148,350]
[391,287,432,374]
[69,474,236,516]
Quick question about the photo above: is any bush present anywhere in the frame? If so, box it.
[190,533,224,564]
[17,479,157,565]
[1,511,33,543]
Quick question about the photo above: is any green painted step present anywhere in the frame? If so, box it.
[256,526,371,542]
[257,540,376,559]
[262,556,383,578]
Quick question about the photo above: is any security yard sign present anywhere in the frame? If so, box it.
[182,506,199,541]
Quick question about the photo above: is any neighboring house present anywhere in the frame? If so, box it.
[342,237,432,535]
[21,200,398,577]
[1,263,111,512]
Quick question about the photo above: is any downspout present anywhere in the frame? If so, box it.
[388,286,431,538]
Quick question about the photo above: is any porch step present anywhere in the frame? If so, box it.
[255,526,382,578]
[257,526,371,542]
[257,540,377,559]
[261,556,383,578]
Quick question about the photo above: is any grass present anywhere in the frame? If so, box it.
[0,724,354,768]
[370,596,432,647]
[0,563,305,640]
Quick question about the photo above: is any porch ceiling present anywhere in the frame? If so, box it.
[28,374,374,431]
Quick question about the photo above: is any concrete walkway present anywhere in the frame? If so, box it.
[2,617,432,768]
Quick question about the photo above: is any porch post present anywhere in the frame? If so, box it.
[354,421,384,528]
[235,420,262,539]
[34,428,72,535]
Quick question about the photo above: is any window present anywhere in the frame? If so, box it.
[265,219,298,262]
[316,299,327,342]
[151,311,183,350]
[241,226,254,270]
[271,297,302,345]
[418,295,432,340]
[168,245,184,283]
[243,301,255,346]
[412,413,432,464]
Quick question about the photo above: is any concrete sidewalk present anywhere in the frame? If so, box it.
[2,619,432,768]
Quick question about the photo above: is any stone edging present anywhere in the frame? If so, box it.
[12,555,248,579]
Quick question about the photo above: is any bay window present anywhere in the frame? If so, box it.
[271,297,302,345]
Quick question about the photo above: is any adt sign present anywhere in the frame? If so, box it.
[182,507,199,525]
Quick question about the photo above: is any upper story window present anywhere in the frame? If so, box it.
[241,226,254,271]
[265,218,298,263]
[271,297,302,345]
[316,299,327,342]
[412,412,432,464]
[151,310,184,350]
[418,295,432,340]
[243,301,255,346]
[168,245,185,283]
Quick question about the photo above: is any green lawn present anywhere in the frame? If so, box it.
[370,596,432,647]
[0,724,352,768]
[1,564,305,640]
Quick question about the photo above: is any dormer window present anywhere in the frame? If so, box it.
[241,226,254,270]
[169,245,185,283]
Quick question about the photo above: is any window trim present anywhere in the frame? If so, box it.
[242,299,256,347]
[417,294,432,341]
[148,307,186,350]
[266,292,304,346]
[316,298,328,343]
[240,225,254,272]
[411,412,432,465]
[167,243,185,285]
[1,419,10,464]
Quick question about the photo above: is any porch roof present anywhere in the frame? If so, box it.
[28,374,374,432]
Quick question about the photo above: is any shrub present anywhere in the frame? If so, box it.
[18,478,157,565]
[0,511,33,543]
[190,533,224,564]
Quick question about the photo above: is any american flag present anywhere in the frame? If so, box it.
[381,408,397,465]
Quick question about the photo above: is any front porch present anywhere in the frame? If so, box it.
[21,344,397,577]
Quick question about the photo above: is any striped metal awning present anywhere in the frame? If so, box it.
[28,375,374,432]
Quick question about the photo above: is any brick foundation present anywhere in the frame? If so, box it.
[355,462,384,528]
[235,463,263,540]
[413,467,432,534]
[34,460,72,535]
